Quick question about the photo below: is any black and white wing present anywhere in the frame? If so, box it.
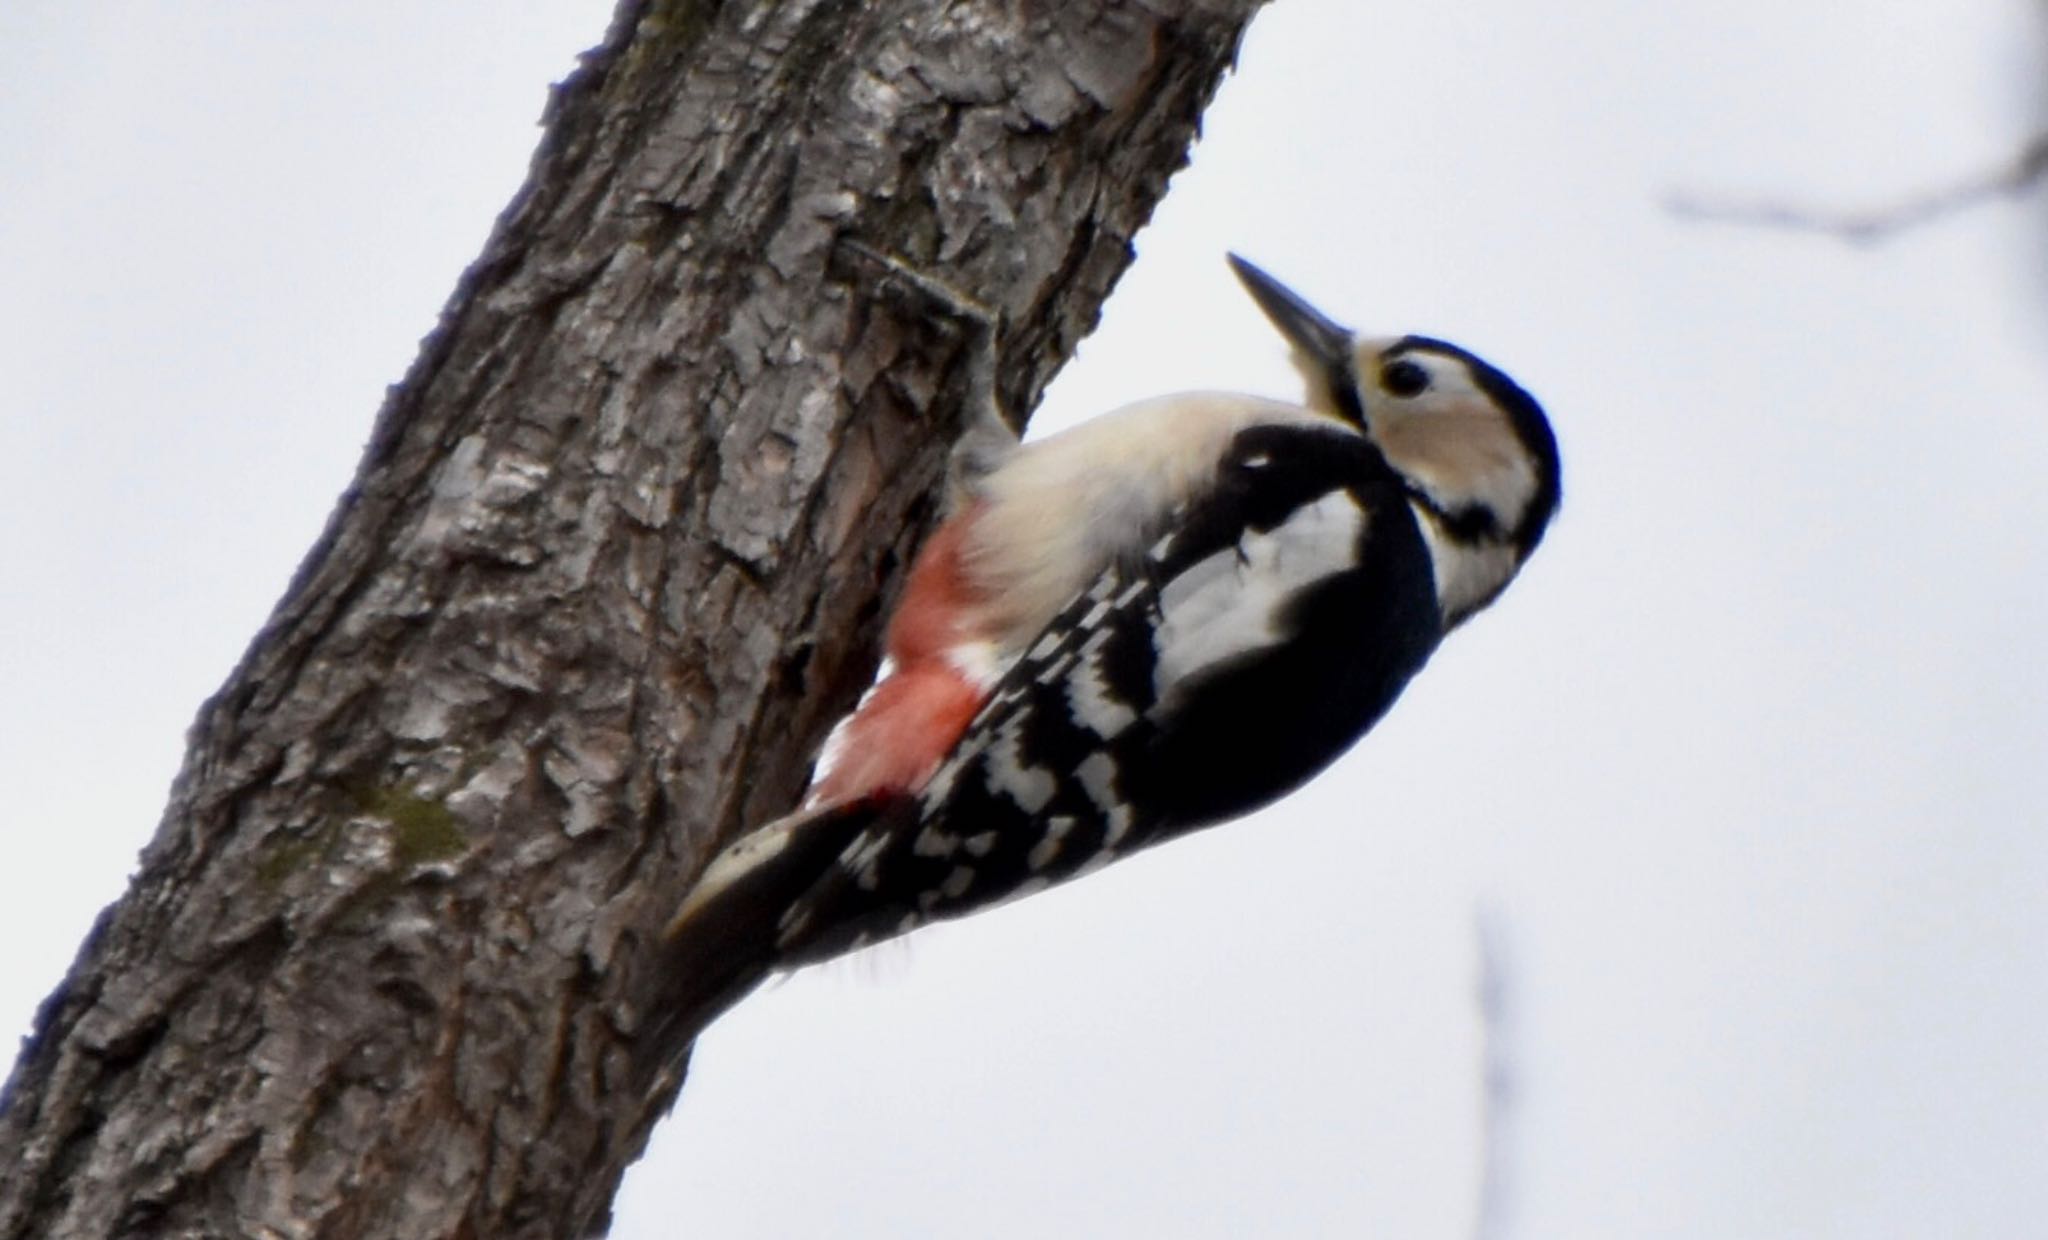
[771,422,1444,966]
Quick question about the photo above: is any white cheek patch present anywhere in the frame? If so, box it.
[1404,452,1535,545]
[1483,455,1537,529]
[1151,489,1367,710]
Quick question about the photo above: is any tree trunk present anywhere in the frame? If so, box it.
[0,0,1266,1235]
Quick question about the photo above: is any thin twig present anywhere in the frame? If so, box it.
[1666,132,2048,245]
[1473,905,1519,1240]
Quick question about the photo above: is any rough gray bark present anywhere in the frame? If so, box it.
[0,0,1268,1236]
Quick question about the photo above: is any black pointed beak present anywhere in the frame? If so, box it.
[1227,254,1367,425]
[1227,253,1356,373]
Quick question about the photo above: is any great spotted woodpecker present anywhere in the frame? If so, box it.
[642,254,1560,1069]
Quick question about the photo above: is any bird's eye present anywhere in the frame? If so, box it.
[1381,359,1431,397]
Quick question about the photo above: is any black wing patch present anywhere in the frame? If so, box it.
[772,424,1440,966]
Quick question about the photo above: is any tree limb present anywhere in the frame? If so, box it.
[0,1,1269,1235]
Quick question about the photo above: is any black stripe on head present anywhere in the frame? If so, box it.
[1390,335,1561,556]
[1326,360,1368,428]
[1429,501,1502,543]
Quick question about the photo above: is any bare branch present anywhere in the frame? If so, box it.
[1666,132,2048,244]
[1473,905,1521,1240]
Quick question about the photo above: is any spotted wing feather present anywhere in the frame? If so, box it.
[772,423,1439,965]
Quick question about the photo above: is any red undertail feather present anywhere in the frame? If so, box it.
[883,504,985,665]
[639,512,999,1084]
[807,504,994,807]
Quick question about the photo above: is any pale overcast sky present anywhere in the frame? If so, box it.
[3,3,2045,1237]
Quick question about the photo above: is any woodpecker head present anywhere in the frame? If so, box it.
[1229,254,1560,616]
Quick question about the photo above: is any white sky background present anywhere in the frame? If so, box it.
[3,2,2045,1237]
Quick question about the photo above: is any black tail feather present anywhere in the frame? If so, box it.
[630,799,887,1090]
